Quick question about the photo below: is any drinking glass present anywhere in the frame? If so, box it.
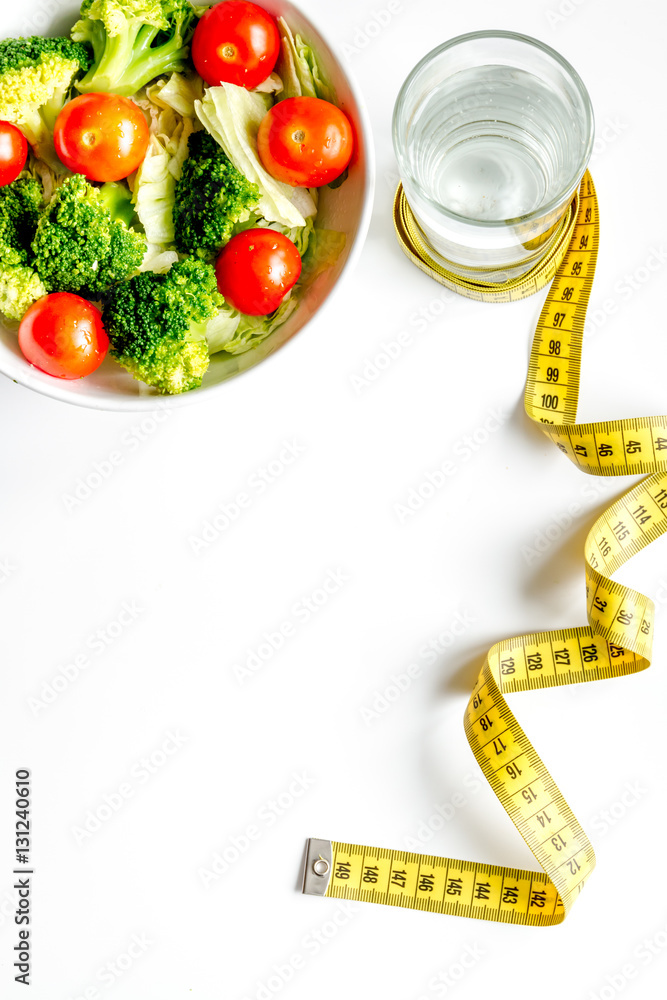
[392,31,595,282]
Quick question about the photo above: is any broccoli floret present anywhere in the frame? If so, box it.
[0,176,47,321]
[0,177,44,267]
[0,266,47,322]
[103,257,223,393]
[0,37,91,169]
[173,130,260,260]
[31,173,146,298]
[72,0,203,98]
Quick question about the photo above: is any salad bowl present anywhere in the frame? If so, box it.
[0,0,374,410]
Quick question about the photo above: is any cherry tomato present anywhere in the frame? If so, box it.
[215,229,302,315]
[192,0,280,89]
[257,97,353,187]
[19,293,109,379]
[54,93,150,182]
[0,121,28,186]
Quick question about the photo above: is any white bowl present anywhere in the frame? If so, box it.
[0,0,374,410]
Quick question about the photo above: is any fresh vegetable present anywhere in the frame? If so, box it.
[0,176,48,321]
[99,180,138,228]
[103,257,223,393]
[54,92,150,181]
[275,17,334,103]
[0,4,350,392]
[299,225,346,285]
[173,129,259,260]
[0,122,28,186]
[195,84,316,228]
[215,227,301,315]
[72,0,203,98]
[133,135,180,246]
[25,155,58,204]
[205,217,345,356]
[18,291,108,378]
[192,0,280,90]
[0,36,91,169]
[0,266,48,323]
[208,293,297,355]
[232,212,314,254]
[130,73,199,247]
[150,70,204,118]
[257,96,352,187]
[0,177,43,267]
[31,173,146,297]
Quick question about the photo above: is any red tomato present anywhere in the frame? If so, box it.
[257,97,353,187]
[192,0,280,89]
[0,121,28,186]
[215,229,302,315]
[54,93,150,182]
[19,293,109,379]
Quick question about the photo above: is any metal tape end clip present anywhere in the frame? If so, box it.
[301,839,332,896]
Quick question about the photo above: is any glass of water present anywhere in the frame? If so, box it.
[392,31,594,283]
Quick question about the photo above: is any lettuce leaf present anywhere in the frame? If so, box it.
[253,72,284,96]
[208,296,299,357]
[131,118,196,247]
[150,72,205,119]
[132,136,177,246]
[284,216,315,257]
[300,227,347,284]
[275,22,301,99]
[130,79,198,247]
[276,18,335,103]
[194,85,316,229]
[140,245,180,274]
[205,307,242,355]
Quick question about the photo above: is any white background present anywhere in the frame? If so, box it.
[2,0,667,998]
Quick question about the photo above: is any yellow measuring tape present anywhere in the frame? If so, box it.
[302,172,667,925]
[393,179,580,302]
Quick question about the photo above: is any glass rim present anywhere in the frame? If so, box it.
[392,29,595,230]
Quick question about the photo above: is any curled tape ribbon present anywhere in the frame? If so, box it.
[302,173,667,925]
